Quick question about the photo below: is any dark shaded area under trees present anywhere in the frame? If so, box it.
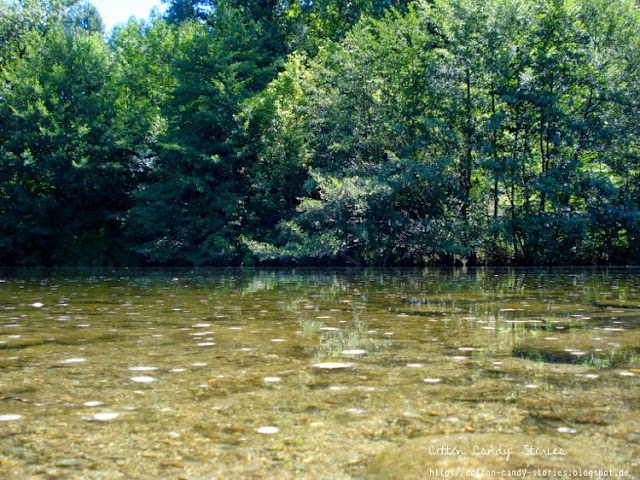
[1,0,639,267]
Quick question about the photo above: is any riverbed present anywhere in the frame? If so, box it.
[1,268,638,479]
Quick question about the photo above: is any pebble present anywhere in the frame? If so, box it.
[131,376,157,383]
[557,427,577,433]
[0,414,22,422]
[312,362,355,370]
[91,413,119,421]
[341,349,366,355]
[423,378,441,383]
[346,408,366,414]
[255,426,279,434]
[59,358,86,364]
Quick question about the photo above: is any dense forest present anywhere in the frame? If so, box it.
[1,0,639,266]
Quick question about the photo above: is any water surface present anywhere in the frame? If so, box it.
[1,268,639,478]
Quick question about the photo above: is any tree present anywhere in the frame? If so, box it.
[162,0,210,24]
[125,1,285,265]
[63,1,104,34]
[2,0,639,266]
[0,5,164,265]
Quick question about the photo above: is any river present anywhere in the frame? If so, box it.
[1,268,638,478]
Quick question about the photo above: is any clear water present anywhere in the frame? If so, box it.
[1,268,639,479]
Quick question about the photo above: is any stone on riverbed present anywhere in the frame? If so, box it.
[312,362,355,370]
[341,349,366,356]
[130,376,157,383]
[255,426,279,434]
[90,413,119,421]
[365,433,632,480]
[0,414,22,422]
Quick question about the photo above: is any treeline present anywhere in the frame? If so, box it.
[1,0,639,266]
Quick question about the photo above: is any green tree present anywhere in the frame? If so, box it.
[0,4,167,265]
[125,1,284,265]
[1,25,124,264]
[162,0,209,24]
[63,1,104,34]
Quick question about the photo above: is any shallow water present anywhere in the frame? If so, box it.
[0,268,639,479]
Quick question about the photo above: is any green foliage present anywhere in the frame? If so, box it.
[62,1,104,34]
[162,0,209,24]
[237,54,311,237]
[1,3,152,265]
[1,0,639,266]
[124,1,286,265]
